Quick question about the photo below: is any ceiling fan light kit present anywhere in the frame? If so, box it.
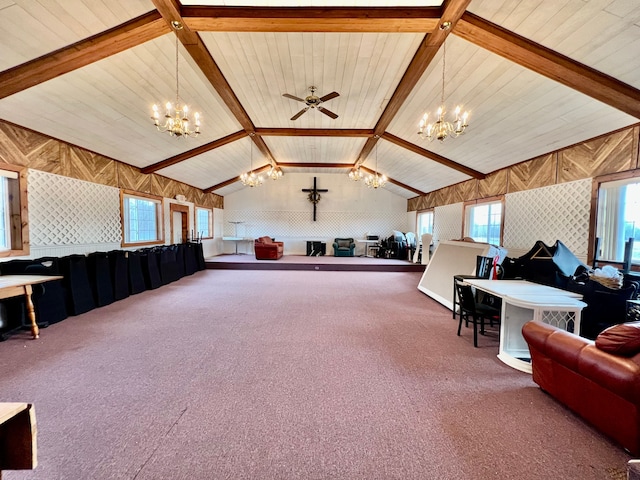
[151,26,201,139]
[417,40,468,142]
[283,86,340,121]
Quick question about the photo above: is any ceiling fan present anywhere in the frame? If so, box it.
[283,86,340,121]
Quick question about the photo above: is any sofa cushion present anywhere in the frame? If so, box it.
[337,239,350,248]
[596,322,640,357]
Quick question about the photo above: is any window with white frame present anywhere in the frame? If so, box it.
[195,206,213,239]
[0,166,27,255]
[464,199,503,245]
[417,210,434,237]
[595,176,640,264]
[121,192,162,245]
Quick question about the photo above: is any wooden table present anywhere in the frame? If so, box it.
[0,275,63,339]
[0,403,37,477]
[464,279,586,373]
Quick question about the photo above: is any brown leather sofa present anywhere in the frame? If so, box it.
[254,236,284,260]
[522,320,640,455]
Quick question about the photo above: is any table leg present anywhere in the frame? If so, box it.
[24,285,39,339]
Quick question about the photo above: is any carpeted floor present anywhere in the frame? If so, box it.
[0,270,631,479]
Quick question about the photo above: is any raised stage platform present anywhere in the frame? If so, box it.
[205,254,425,272]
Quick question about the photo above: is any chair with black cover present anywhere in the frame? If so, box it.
[140,248,162,290]
[108,250,129,301]
[183,242,199,276]
[86,251,115,307]
[194,242,206,271]
[455,278,501,347]
[59,254,96,315]
[580,279,639,340]
[127,250,146,295]
[158,246,179,285]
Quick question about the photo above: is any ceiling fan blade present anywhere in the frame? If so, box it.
[317,106,338,119]
[319,91,340,102]
[290,107,309,121]
[283,93,305,102]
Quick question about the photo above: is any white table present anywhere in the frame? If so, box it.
[356,239,379,257]
[464,279,586,373]
[222,237,253,255]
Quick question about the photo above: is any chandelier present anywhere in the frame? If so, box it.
[151,25,201,138]
[348,167,363,181]
[266,165,283,180]
[417,37,469,142]
[365,140,387,189]
[241,137,263,187]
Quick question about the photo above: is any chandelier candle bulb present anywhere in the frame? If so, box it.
[151,34,201,138]
[417,41,469,142]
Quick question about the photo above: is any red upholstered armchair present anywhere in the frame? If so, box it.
[254,236,284,260]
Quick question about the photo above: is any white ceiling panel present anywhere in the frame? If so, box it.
[0,1,638,201]
[388,35,637,176]
[0,34,242,167]
[262,136,366,164]
[158,136,268,189]
[366,139,471,195]
[468,0,640,89]
[0,0,154,70]
[200,31,423,129]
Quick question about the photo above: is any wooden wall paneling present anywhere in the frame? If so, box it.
[210,193,223,209]
[0,122,60,171]
[116,162,152,194]
[477,169,508,199]
[435,184,463,206]
[558,128,635,183]
[64,145,117,186]
[151,174,181,200]
[27,139,62,174]
[633,125,639,170]
[458,179,478,202]
[508,153,556,193]
[407,197,421,212]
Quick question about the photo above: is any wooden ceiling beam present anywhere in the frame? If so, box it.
[0,12,168,99]
[277,163,354,168]
[355,0,473,166]
[359,166,426,196]
[455,12,640,119]
[182,6,440,33]
[382,132,485,179]
[152,0,255,131]
[255,128,373,137]
[141,130,247,174]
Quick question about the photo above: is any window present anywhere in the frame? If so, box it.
[195,206,213,239]
[121,191,163,246]
[464,199,503,245]
[0,165,28,256]
[417,210,434,236]
[595,176,640,265]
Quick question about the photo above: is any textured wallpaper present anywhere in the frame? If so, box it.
[503,178,591,259]
[28,169,122,248]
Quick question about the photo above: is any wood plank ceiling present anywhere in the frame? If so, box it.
[0,0,638,199]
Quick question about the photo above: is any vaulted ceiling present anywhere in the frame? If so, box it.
[1,0,639,199]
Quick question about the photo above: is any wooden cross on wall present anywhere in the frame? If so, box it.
[302,177,328,221]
